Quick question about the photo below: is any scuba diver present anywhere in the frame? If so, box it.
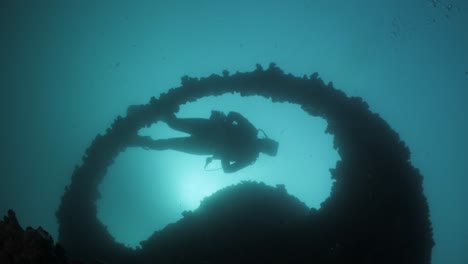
[129,110,279,173]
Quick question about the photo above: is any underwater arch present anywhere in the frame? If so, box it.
[56,64,433,263]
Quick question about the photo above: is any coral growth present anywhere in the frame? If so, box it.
[53,64,433,263]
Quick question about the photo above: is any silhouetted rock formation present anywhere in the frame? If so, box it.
[137,181,310,263]
[0,210,70,264]
[55,64,434,263]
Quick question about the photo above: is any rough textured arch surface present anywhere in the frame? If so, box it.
[56,64,433,263]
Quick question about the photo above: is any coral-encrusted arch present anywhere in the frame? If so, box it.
[56,64,433,264]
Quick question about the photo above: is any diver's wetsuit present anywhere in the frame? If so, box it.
[130,111,259,173]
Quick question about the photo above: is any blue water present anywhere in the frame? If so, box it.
[1,1,467,263]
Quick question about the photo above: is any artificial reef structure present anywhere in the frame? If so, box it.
[54,64,434,263]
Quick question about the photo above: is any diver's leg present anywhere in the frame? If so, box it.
[130,135,214,155]
[165,116,214,137]
[128,136,154,148]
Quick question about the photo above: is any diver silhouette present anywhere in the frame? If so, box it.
[129,110,279,173]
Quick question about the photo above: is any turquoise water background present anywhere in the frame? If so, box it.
[1,1,467,263]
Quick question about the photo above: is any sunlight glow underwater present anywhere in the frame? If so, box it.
[97,95,340,248]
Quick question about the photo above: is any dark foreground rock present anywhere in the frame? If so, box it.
[0,210,101,264]
[137,181,312,263]
[0,210,65,264]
